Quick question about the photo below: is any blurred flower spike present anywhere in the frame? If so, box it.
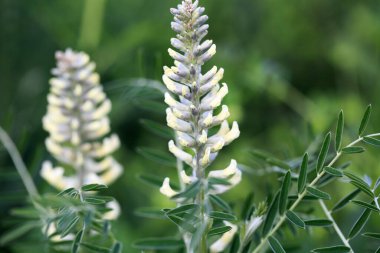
[41,48,123,193]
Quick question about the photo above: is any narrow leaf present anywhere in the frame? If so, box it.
[350,181,374,198]
[305,219,333,227]
[286,211,305,229]
[81,184,107,191]
[351,200,379,212]
[362,232,380,239]
[298,153,308,193]
[167,215,196,233]
[262,191,280,236]
[348,208,372,239]
[341,146,365,154]
[279,171,291,214]
[358,104,371,136]
[209,194,231,212]
[133,238,184,250]
[311,245,351,253]
[306,187,331,200]
[111,242,122,253]
[331,189,361,213]
[172,181,200,200]
[324,167,343,177]
[71,230,83,253]
[317,132,331,174]
[61,216,80,238]
[209,211,237,221]
[140,119,173,139]
[336,110,344,151]
[208,226,232,236]
[268,236,286,253]
[363,136,380,147]
[80,242,112,252]
[166,204,199,216]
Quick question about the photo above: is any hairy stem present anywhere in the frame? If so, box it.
[0,126,39,197]
[318,199,353,252]
[251,133,380,253]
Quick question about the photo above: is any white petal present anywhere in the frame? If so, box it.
[160,177,178,198]
[168,140,193,165]
[210,221,237,253]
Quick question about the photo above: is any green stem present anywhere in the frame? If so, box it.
[318,199,353,252]
[0,126,39,198]
[251,133,380,253]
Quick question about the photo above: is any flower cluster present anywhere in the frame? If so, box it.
[160,0,241,199]
[41,49,123,194]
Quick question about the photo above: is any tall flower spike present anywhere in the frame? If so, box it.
[162,0,241,196]
[41,49,123,192]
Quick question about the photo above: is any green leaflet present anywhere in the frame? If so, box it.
[286,211,305,229]
[298,153,308,193]
[324,166,343,177]
[209,194,232,212]
[335,110,344,151]
[316,132,331,174]
[306,187,331,200]
[262,191,280,236]
[268,236,286,253]
[304,219,333,227]
[208,226,232,236]
[348,208,372,239]
[279,171,291,215]
[331,189,361,213]
[362,232,380,239]
[209,211,237,221]
[358,104,372,136]
[341,146,365,154]
[351,200,379,212]
[363,136,380,147]
[311,245,351,253]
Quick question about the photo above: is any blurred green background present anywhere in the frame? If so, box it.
[1,0,380,252]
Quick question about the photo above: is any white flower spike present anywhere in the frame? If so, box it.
[161,0,241,197]
[41,49,123,221]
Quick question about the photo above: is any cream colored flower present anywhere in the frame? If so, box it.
[160,0,241,198]
[41,49,123,220]
[210,221,238,253]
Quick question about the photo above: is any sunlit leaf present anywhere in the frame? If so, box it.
[324,166,343,177]
[363,136,380,147]
[263,191,280,236]
[209,211,237,221]
[351,200,379,212]
[341,146,365,154]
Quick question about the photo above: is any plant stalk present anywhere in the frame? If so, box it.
[318,199,353,252]
[0,126,39,198]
